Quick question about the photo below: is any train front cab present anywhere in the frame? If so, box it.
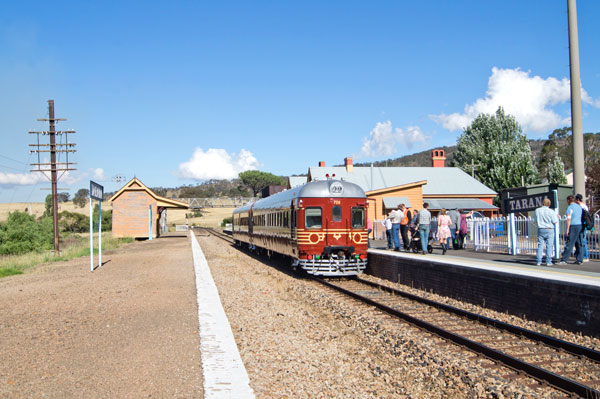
[295,196,368,276]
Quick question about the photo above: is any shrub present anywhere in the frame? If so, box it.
[221,217,233,227]
[59,211,90,233]
[0,211,53,255]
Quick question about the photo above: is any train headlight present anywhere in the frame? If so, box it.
[359,254,366,260]
[315,255,321,260]
[307,254,313,260]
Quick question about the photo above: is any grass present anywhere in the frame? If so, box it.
[0,232,134,278]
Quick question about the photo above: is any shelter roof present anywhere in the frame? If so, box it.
[425,198,498,210]
[382,197,412,209]
[288,176,308,188]
[108,177,189,209]
[308,166,496,196]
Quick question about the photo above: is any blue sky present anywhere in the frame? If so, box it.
[1,1,599,202]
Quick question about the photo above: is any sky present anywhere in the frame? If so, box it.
[1,0,599,203]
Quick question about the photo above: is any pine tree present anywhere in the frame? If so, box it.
[547,151,568,184]
[454,107,539,198]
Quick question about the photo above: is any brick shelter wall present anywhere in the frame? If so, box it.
[112,191,159,238]
[367,253,600,337]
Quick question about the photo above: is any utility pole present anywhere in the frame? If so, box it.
[30,100,77,254]
[470,160,481,179]
[567,0,586,200]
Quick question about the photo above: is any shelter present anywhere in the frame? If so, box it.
[109,177,189,239]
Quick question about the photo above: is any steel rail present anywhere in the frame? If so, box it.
[314,277,600,399]
[355,277,600,363]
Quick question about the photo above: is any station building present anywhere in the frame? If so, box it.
[109,177,189,239]
[296,150,498,223]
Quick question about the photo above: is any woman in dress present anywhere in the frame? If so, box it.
[437,208,452,255]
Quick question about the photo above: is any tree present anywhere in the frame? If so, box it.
[587,162,600,213]
[547,151,568,184]
[73,188,89,208]
[238,170,286,197]
[454,107,539,201]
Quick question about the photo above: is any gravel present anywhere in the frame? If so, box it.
[0,234,203,398]
[200,235,577,398]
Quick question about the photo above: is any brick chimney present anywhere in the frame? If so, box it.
[432,149,445,168]
[318,161,325,167]
[344,157,353,173]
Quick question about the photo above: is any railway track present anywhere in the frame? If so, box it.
[200,227,600,397]
[314,276,600,398]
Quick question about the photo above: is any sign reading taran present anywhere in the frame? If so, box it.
[503,192,555,214]
[90,180,104,201]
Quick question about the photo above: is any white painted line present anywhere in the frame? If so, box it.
[369,248,600,288]
[190,231,255,399]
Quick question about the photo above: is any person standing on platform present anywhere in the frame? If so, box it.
[381,213,393,249]
[390,205,404,251]
[534,198,558,266]
[437,208,452,255]
[399,204,411,251]
[575,193,590,263]
[559,195,584,265]
[448,208,461,250]
[418,203,431,254]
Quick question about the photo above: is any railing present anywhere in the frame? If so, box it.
[373,215,599,260]
[465,215,599,260]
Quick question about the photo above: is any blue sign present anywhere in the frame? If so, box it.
[90,180,104,201]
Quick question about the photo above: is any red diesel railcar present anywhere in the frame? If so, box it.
[232,179,368,276]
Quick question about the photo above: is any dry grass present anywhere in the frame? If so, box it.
[0,232,132,278]
[0,201,232,228]
[0,201,113,222]
[168,207,234,228]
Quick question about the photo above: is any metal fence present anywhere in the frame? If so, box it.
[465,214,599,259]
[373,215,599,260]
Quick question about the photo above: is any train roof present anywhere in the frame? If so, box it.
[233,179,366,213]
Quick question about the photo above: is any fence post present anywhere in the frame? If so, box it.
[509,213,517,255]
[553,189,560,259]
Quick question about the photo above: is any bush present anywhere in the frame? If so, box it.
[59,211,89,233]
[221,217,233,227]
[0,212,53,255]
[92,204,112,232]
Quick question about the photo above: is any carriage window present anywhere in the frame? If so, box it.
[332,206,342,222]
[305,207,322,229]
[351,207,365,228]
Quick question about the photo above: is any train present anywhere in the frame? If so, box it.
[232,179,368,276]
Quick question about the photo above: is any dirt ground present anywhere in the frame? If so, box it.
[0,233,203,398]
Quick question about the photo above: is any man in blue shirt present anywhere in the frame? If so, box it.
[534,198,558,266]
[559,195,584,265]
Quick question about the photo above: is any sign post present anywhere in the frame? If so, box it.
[503,190,556,257]
[90,181,104,271]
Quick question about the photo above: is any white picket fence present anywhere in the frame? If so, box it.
[465,215,599,259]
[372,215,599,260]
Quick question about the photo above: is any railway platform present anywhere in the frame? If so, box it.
[367,239,600,337]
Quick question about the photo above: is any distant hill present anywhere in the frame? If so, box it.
[354,133,600,172]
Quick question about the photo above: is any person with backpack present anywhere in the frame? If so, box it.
[575,193,591,263]
[559,195,584,265]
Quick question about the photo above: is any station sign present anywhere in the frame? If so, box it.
[90,180,104,201]
[503,191,555,214]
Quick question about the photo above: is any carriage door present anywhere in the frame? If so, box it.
[290,201,296,240]
[329,199,346,246]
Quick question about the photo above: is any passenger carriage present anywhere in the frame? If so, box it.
[232,179,368,276]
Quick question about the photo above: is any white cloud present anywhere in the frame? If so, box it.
[178,148,260,180]
[93,168,106,181]
[0,172,46,186]
[360,121,428,158]
[431,67,600,132]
